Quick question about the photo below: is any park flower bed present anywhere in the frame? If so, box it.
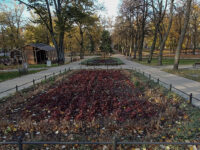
[81,57,124,66]
[0,70,200,149]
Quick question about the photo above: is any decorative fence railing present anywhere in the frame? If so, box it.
[133,67,200,104]
[1,137,200,150]
[0,67,72,99]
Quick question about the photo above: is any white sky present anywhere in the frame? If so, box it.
[98,0,120,18]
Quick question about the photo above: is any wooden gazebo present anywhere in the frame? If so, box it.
[23,43,57,64]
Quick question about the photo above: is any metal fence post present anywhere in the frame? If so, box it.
[113,137,117,150]
[16,85,18,92]
[157,78,159,84]
[169,84,172,91]
[149,74,151,80]
[18,136,23,150]
[45,75,47,81]
[189,93,193,104]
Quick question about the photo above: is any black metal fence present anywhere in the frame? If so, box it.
[0,67,71,99]
[1,136,200,150]
[133,67,200,105]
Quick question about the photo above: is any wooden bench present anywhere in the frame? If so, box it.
[193,63,200,68]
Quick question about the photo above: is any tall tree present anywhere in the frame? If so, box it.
[100,30,112,57]
[0,2,24,50]
[174,0,192,70]
[72,0,98,59]
[191,1,200,55]
[17,0,73,64]
[148,0,168,64]
[158,0,174,65]
[138,0,149,61]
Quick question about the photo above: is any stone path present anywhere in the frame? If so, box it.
[0,54,200,107]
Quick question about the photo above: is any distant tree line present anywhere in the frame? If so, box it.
[112,0,196,70]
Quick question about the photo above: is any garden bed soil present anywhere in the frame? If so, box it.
[0,70,199,149]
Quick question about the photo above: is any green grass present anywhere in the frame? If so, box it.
[0,63,59,70]
[81,57,124,66]
[29,63,59,68]
[0,69,45,82]
[163,68,200,82]
[133,58,200,66]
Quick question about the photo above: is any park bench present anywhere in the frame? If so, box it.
[193,63,200,68]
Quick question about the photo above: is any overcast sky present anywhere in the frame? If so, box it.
[98,0,120,18]
[1,0,121,21]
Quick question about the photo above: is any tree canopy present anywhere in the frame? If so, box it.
[100,30,113,55]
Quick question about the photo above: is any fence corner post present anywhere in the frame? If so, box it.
[189,93,193,104]
[149,74,151,80]
[113,137,117,150]
[18,136,23,150]
[169,84,172,91]
[16,85,18,92]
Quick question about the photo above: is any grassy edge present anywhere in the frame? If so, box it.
[162,68,200,82]
[132,58,200,66]
[81,57,124,66]
[129,70,200,145]
[0,69,46,82]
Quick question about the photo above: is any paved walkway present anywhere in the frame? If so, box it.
[0,56,95,99]
[0,54,200,107]
[113,55,200,107]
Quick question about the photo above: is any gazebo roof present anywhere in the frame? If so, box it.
[28,43,56,51]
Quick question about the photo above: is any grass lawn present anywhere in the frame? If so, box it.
[133,58,200,66]
[81,57,124,65]
[0,64,59,70]
[0,69,45,82]
[163,68,200,82]
[0,69,199,149]
[29,63,59,68]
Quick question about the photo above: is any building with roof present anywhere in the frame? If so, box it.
[23,43,57,64]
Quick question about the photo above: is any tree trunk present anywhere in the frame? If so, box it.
[80,27,84,59]
[129,34,134,57]
[158,0,174,65]
[193,37,196,55]
[158,30,164,65]
[133,32,138,59]
[50,31,65,64]
[138,28,145,61]
[148,26,159,63]
[192,24,197,55]
[58,31,65,64]
[174,0,192,70]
